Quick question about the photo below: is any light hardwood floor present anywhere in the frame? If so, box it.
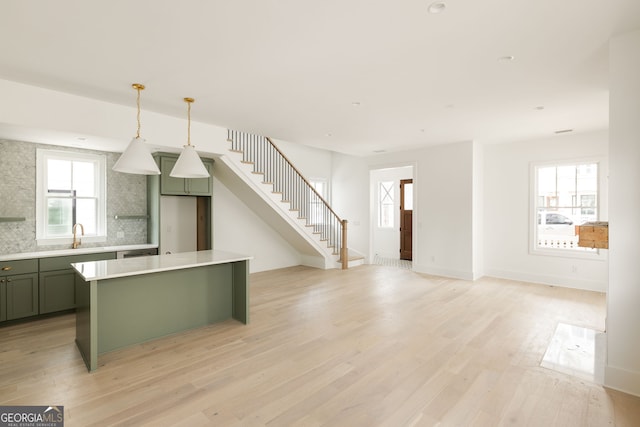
[1,265,639,426]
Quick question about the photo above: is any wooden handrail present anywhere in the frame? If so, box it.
[229,130,349,269]
[265,137,343,223]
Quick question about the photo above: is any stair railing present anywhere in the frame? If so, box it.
[227,129,348,269]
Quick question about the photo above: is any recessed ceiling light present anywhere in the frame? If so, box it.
[498,55,515,62]
[373,149,386,153]
[351,101,361,107]
[554,129,574,134]
[534,106,545,110]
[325,133,333,137]
[77,137,87,141]
[428,2,446,14]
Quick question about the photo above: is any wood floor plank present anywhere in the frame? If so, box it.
[1,265,638,426]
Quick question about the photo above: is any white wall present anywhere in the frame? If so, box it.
[367,141,474,279]
[370,166,413,259]
[0,78,229,156]
[472,141,484,280]
[330,152,370,258]
[273,138,333,186]
[606,29,640,396]
[212,176,302,273]
[483,130,608,292]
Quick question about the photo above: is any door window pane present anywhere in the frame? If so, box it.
[403,183,413,210]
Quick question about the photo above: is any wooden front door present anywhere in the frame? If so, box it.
[400,179,413,261]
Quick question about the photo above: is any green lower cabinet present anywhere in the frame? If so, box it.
[39,269,76,314]
[37,252,116,315]
[5,273,39,320]
[0,281,6,321]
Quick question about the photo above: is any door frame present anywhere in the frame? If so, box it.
[369,162,416,266]
[400,178,413,261]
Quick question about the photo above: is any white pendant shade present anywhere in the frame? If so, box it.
[170,144,210,178]
[112,137,160,175]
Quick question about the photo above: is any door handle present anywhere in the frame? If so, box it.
[1,266,11,271]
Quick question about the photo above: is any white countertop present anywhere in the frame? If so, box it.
[72,249,252,281]
[0,244,158,262]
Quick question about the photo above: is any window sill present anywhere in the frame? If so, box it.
[529,246,607,261]
[36,235,107,246]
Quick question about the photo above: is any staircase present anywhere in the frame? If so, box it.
[223,130,363,269]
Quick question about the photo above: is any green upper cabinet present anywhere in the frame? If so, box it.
[157,154,214,196]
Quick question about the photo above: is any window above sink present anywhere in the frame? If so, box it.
[35,149,107,245]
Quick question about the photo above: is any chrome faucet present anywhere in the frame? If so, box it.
[72,223,84,249]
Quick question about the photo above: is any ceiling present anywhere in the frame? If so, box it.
[1,1,639,156]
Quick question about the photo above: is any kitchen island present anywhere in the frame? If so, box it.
[72,249,251,371]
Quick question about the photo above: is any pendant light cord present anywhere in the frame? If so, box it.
[136,87,142,138]
[187,100,191,146]
[184,97,195,146]
[132,83,145,139]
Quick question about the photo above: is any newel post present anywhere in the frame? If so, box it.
[341,219,348,270]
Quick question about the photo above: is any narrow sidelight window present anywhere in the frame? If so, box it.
[378,181,394,228]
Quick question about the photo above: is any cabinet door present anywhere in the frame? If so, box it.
[0,280,6,322]
[159,156,188,195]
[186,159,214,196]
[39,269,76,314]
[6,273,38,320]
[159,155,213,196]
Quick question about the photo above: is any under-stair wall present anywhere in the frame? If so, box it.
[221,130,362,269]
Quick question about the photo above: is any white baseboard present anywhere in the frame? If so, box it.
[484,268,606,293]
[594,332,606,385]
[413,263,474,280]
[300,254,329,269]
[604,365,640,397]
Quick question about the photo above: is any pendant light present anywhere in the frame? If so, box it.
[112,83,161,175]
[170,97,209,178]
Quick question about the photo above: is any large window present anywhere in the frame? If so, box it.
[378,181,394,228]
[532,161,599,254]
[36,149,106,244]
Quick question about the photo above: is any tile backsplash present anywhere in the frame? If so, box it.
[0,139,148,255]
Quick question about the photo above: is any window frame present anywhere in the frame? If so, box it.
[529,157,607,260]
[378,180,395,229]
[36,149,107,245]
[308,178,328,225]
